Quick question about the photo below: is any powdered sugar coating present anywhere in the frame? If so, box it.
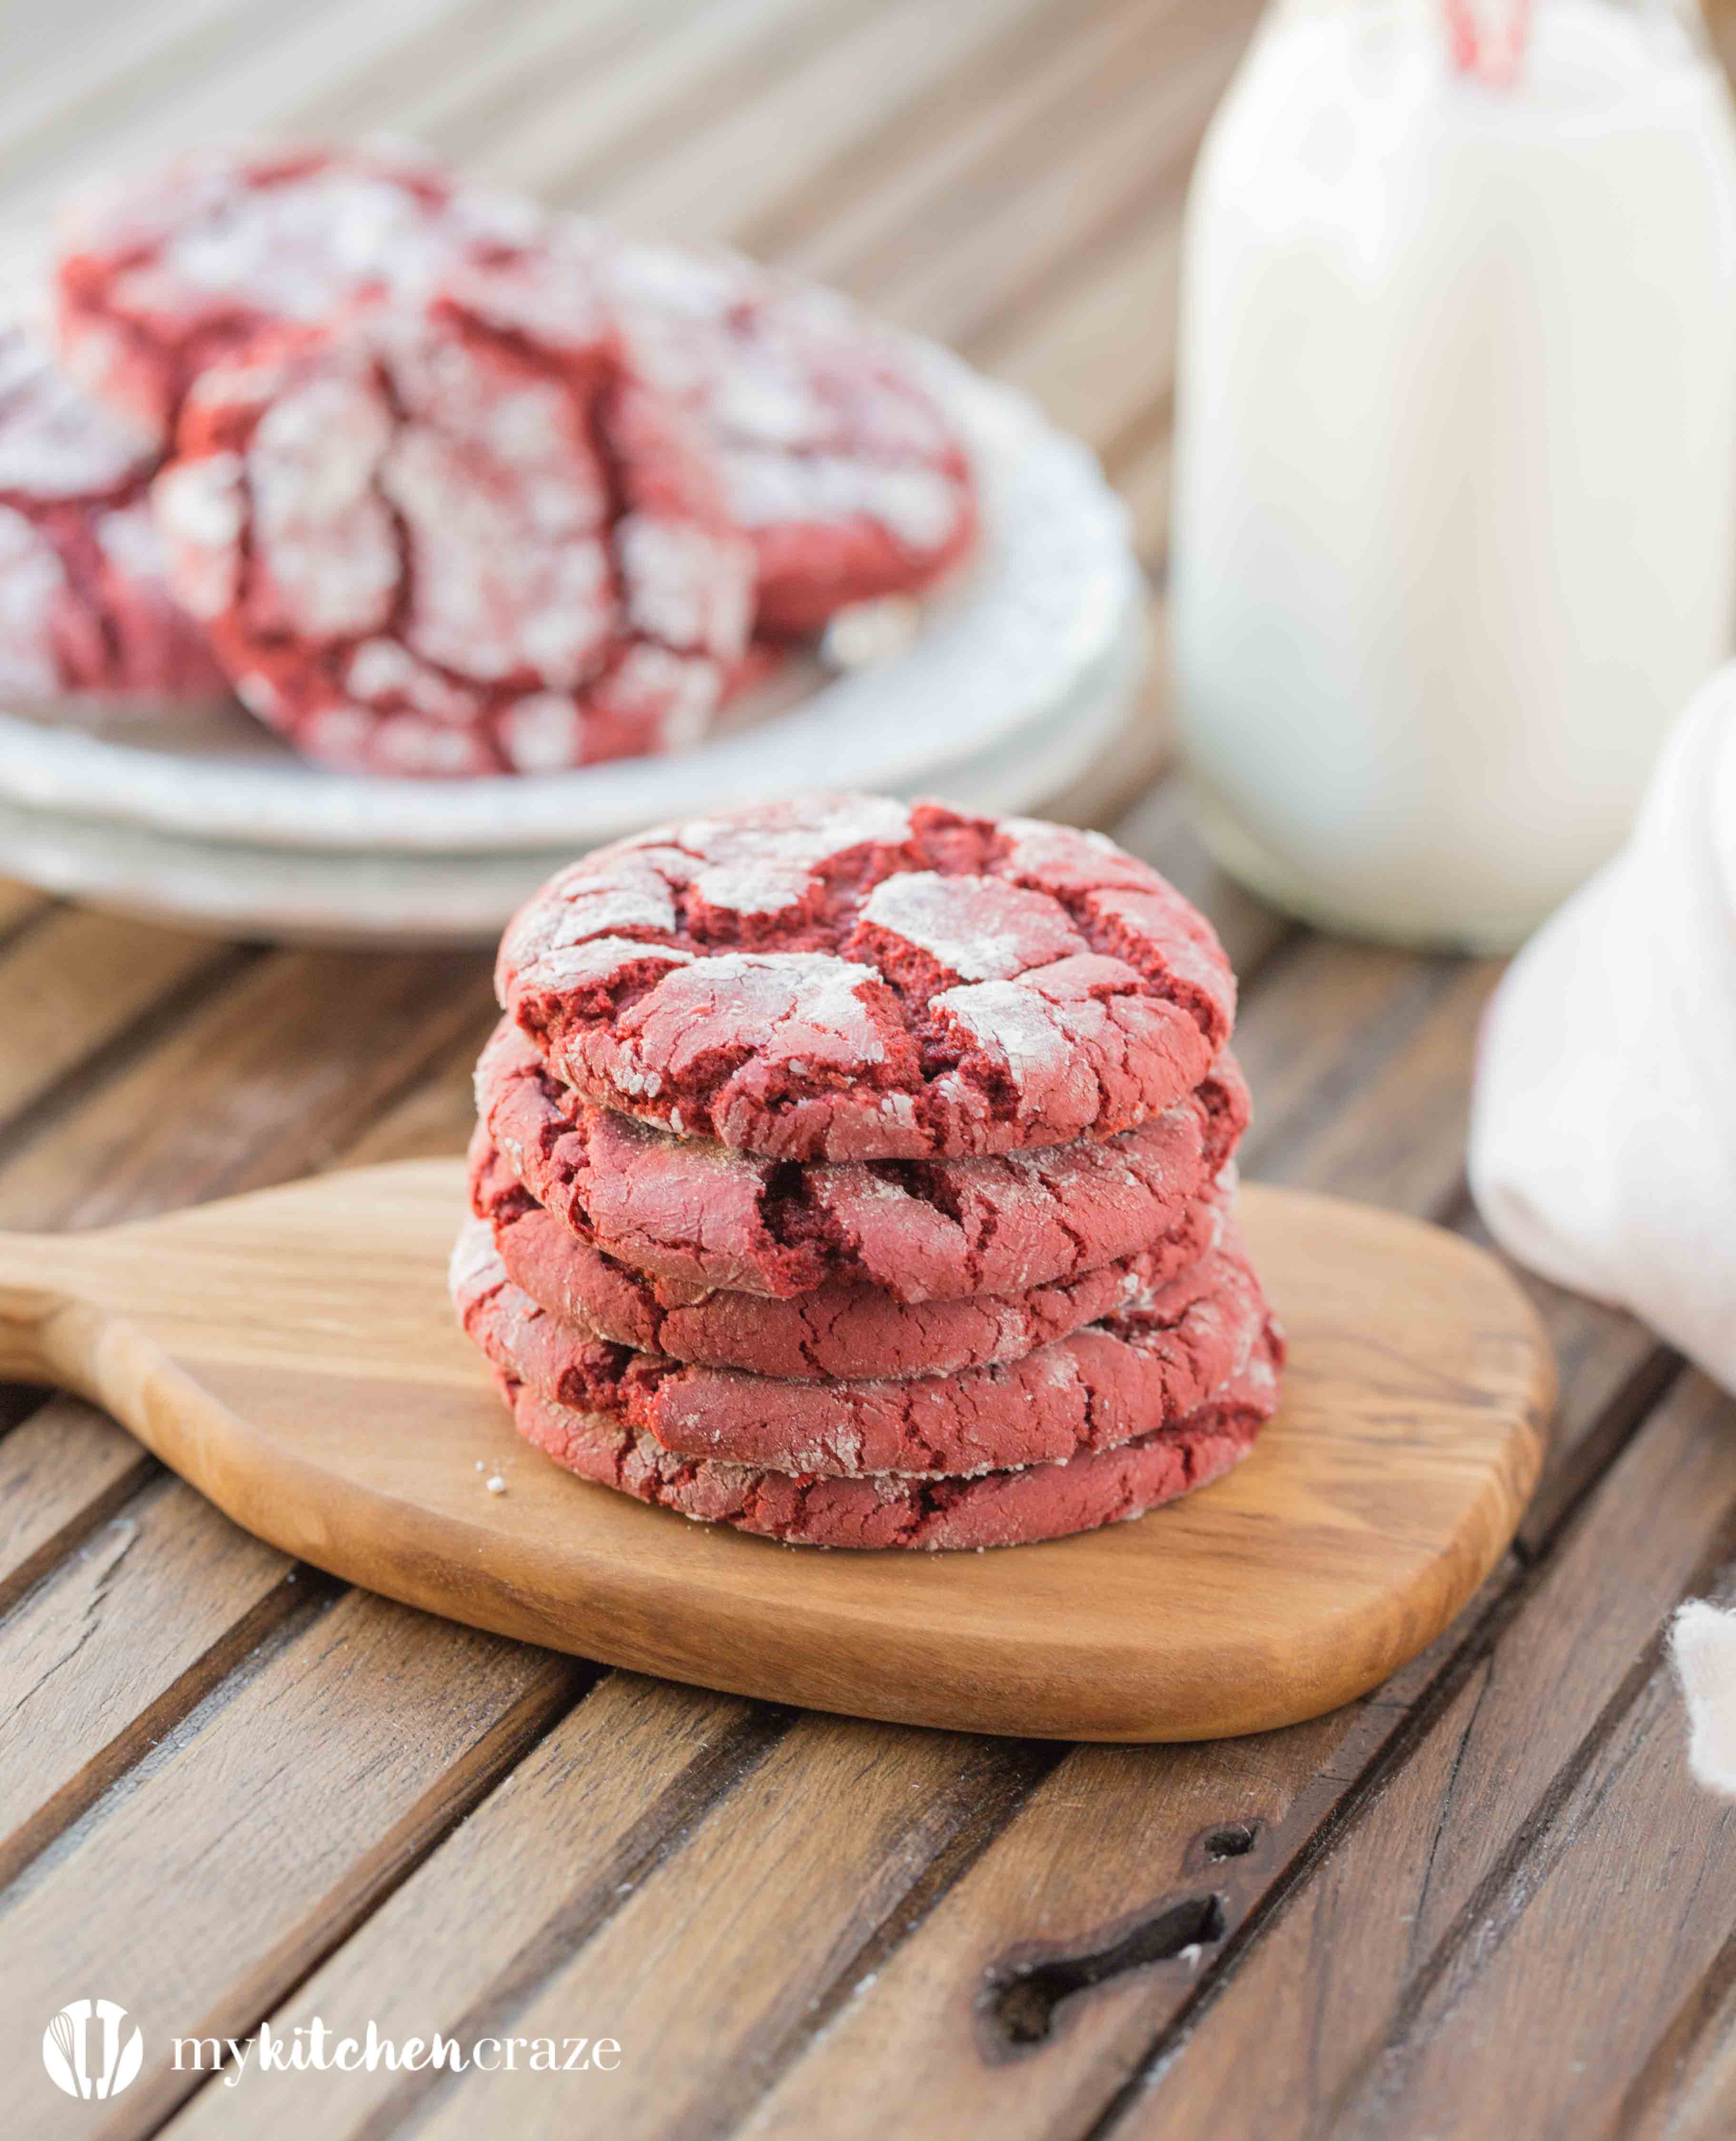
[858,871,1083,981]
[0,325,158,496]
[471,1124,1228,1382]
[54,141,547,443]
[474,1017,1248,1301]
[0,326,226,702]
[498,796,1239,1158]
[486,1332,1281,1550]
[569,223,976,633]
[152,284,755,776]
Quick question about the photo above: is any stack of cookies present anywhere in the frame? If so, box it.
[452,795,1283,1551]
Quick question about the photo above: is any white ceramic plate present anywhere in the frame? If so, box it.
[0,350,1138,855]
[0,606,1146,947]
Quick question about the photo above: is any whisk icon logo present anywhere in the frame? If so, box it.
[42,1999,144,2101]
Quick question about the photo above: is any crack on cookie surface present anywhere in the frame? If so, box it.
[475,1017,1243,1305]
[497,799,1237,1160]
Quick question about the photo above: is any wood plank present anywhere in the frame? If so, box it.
[1620,1929,1736,2141]
[333,998,499,1168]
[1323,1642,1736,2140]
[977,194,1187,451]
[1100,1371,1736,2141]
[301,0,694,148]
[732,1674,1443,2141]
[0,1472,296,1889]
[816,1,1252,355]
[0,948,489,1231]
[587,0,1064,247]
[161,1672,764,2138]
[467,0,883,203]
[0,0,474,240]
[0,1589,580,2141]
[0,920,1532,2141]
[1231,939,1454,1178]
[759,0,1150,277]
[0,1397,155,1614]
[0,908,232,1134]
[1251,959,1502,1215]
[0,952,493,1923]
[410,1718,1047,2141]
[0,967,615,2131]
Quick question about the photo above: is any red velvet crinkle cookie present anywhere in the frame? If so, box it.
[453,1215,1273,1479]
[54,141,545,443]
[472,1127,1227,1382]
[497,797,1238,1159]
[490,1334,1280,1550]
[0,327,225,701]
[150,266,755,776]
[475,1018,1247,1300]
[591,230,976,634]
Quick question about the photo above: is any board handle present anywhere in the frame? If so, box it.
[0,1233,109,1390]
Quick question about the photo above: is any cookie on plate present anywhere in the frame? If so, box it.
[497,795,1237,1159]
[54,140,545,443]
[56,139,976,643]
[0,326,225,702]
[593,230,977,634]
[150,263,754,775]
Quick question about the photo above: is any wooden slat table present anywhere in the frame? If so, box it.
[3,5,1735,2135]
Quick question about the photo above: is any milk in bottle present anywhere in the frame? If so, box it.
[1171,0,1736,948]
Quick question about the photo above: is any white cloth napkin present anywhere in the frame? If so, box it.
[1470,664,1736,1796]
[1672,1603,1736,1797]
[1469,663,1736,1391]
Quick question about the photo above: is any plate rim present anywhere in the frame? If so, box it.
[0,607,1148,946]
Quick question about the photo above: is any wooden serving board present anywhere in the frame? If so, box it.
[0,1161,1551,1742]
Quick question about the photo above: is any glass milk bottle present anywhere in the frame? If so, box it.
[1170,0,1736,949]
